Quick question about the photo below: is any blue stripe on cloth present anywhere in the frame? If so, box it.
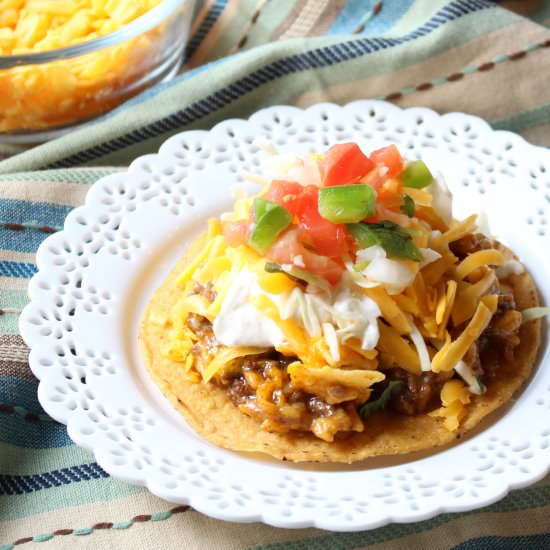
[0,199,73,253]
[0,260,37,278]
[0,199,73,226]
[0,378,72,448]
[452,533,550,549]
[46,0,495,168]
[0,463,108,495]
[0,378,39,411]
[0,413,72,449]
[0,229,50,254]
[328,0,415,35]
[184,0,228,63]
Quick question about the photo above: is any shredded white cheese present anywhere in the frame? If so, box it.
[419,247,442,269]
[454,360,485,395]
[322,322,340,362]
[408,318,432,372]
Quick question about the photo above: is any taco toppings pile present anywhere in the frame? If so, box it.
[140,141,542,462]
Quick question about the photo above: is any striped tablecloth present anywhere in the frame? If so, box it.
[1,1,549,548]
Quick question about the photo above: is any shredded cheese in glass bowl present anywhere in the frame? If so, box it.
[0,0,194,142]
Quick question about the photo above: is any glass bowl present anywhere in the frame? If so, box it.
[0,0,195,144]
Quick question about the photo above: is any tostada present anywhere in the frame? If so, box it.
[140,142,542,463]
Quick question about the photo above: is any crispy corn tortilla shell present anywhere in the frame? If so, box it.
[139,234,541,463]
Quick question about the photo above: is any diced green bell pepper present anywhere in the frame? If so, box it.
[318,184,376,224]
[398,160,433,189]
[248,199,292,253]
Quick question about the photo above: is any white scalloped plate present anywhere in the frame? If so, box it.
[20,101,550,531]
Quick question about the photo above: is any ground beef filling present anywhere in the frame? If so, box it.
[475,289,523,380]
[184,313,362,442]
[184,252,523,439]
[385,370,453,416]
[385,287,523,415]
[223,353,363,442]
[448,233,523,379]
[449,233,493,258]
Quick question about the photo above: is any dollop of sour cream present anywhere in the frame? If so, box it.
[213,271,284,348]
[212,270,381,351]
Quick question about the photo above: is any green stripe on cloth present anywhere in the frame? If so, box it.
[0,405,52,424]
[389,0,514,35]
[0,443,96,476]
[0,314,19,336]
[0,1,517,173]
[0,483,548,550]
[247,483,550,550]
[0,143,26,163]
[0,478,144,522]
[0,504,191,550]
[368,38,550,101]
[452,533,550,550]
[520,121,550,148]
[0,168,122,184]
[518,1,550,28]
[186,0,290,67]
[0,289,27,311]
[491,102,550,134]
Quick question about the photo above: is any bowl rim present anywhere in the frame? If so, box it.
[0,0,190,69]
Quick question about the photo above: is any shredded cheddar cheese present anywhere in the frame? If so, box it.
[201,347,267,383]
[428,379,471,431]
[403,187,432,207]
[169,209,508,432]
[377,321,421,375]
[452,270,496,326]
[431,295,498,373]
[454,249,505,280]
[0,0,165,132]
[158,140,522,439]
[436,279,457,340]
[431,215,478,248]
[364,287,411,335]
[287,362,384,405]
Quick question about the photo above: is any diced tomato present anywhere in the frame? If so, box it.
[320,143,375,186]
[263,180,304,216]
[376,178,403,210]
[370,144,404,178]
[376,190,402,211]
[362,208,381,224]
[267,228,343,285]
[301,251,343,286]
[223,220,248,247]
[295,185,347,258]
[360,166,387,191]
[265,228,299,265]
